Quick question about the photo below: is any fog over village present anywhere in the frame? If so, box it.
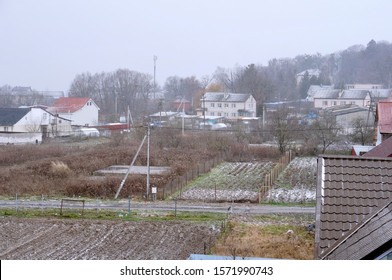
[1,0,392,263]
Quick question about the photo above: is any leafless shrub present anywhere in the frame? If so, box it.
[50,161,72,178]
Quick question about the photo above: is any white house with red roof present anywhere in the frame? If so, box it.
[49,97,99,127]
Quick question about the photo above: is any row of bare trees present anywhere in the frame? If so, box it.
[69,69,154,122]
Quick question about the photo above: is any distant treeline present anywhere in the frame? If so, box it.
[2,40,391,121]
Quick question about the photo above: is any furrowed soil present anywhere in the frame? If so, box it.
[0,212,315,260]
[0,216,220,260]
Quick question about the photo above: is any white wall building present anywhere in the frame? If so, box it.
[49,97,99,127]
[0,107,72,144]
[200,92,256,119]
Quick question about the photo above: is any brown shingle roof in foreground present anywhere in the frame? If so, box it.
[315,155,392,259]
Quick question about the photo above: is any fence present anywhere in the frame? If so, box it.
[258,150,294,203]
[157,154,225,200]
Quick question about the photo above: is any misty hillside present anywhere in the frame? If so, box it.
[2,40,392,121]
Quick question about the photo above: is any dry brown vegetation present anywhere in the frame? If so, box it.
[0,130,280,198]
[213,215,315,259]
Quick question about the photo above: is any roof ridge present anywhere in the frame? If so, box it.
[321,199,392,259]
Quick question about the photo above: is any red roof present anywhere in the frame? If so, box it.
[363,136,392,157]
[51,97,91,113]
[377,101,392,134]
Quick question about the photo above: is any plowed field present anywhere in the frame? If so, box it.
[0,217,220,260]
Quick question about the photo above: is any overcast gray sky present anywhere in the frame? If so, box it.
[1,0,391,92]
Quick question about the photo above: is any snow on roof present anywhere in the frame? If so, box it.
[339,90,369,99]
[296,68,321,77]
[313,89,340,99]
[202,92,252,102]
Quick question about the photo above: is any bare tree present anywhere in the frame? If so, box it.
[308,111,342,153]
[269,107,295,154]
[349,117,374,145]
[69,69,153,122]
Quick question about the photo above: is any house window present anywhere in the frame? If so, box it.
[218,112,222,116]
[224,113,228,117]
[210,112,214,116]
[43,113,47,120]
[4,127,9,132]
[350,101,355,104]
[210,103,215,107]
[333,101,337,106]
[232,113,236,117]
[322,101,328,106]
[340,101,346,105]
[224,103,229,108]
[231,103,236,108]
[217,103,222,108]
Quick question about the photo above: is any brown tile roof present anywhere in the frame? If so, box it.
[325,200,392,259]
[315,155,392,259]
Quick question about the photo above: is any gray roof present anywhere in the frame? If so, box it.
[324,104,369,116]
[339,90,369,99]
[0,108,31,126]
[316,155,392,259]
[313,89,340,99]
[307,85,334,97]
[369,89,391,100]
[202,92,252,102]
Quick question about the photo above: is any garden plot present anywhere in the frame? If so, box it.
[267,157,317,203]
[0,217,220,260]
[180,161,275,202]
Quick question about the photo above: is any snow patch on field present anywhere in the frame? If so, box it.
[266,187,316,203]
[180,189,259,202]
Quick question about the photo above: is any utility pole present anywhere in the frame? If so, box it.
[203,93,206,129]
[182,98,185,136]
[153,55,157,100]
[146,124,151,200]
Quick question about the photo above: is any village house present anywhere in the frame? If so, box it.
[323,104,374,134]
[0,107,72,144]
[199,92,256,120]
[313,89,371,109]
[296,68,321,85]
[48,97,100,127]
[305,85,334,102]
[309,84,391,109]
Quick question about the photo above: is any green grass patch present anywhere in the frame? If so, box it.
[259,201,316,207]
[0,207,226,223]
